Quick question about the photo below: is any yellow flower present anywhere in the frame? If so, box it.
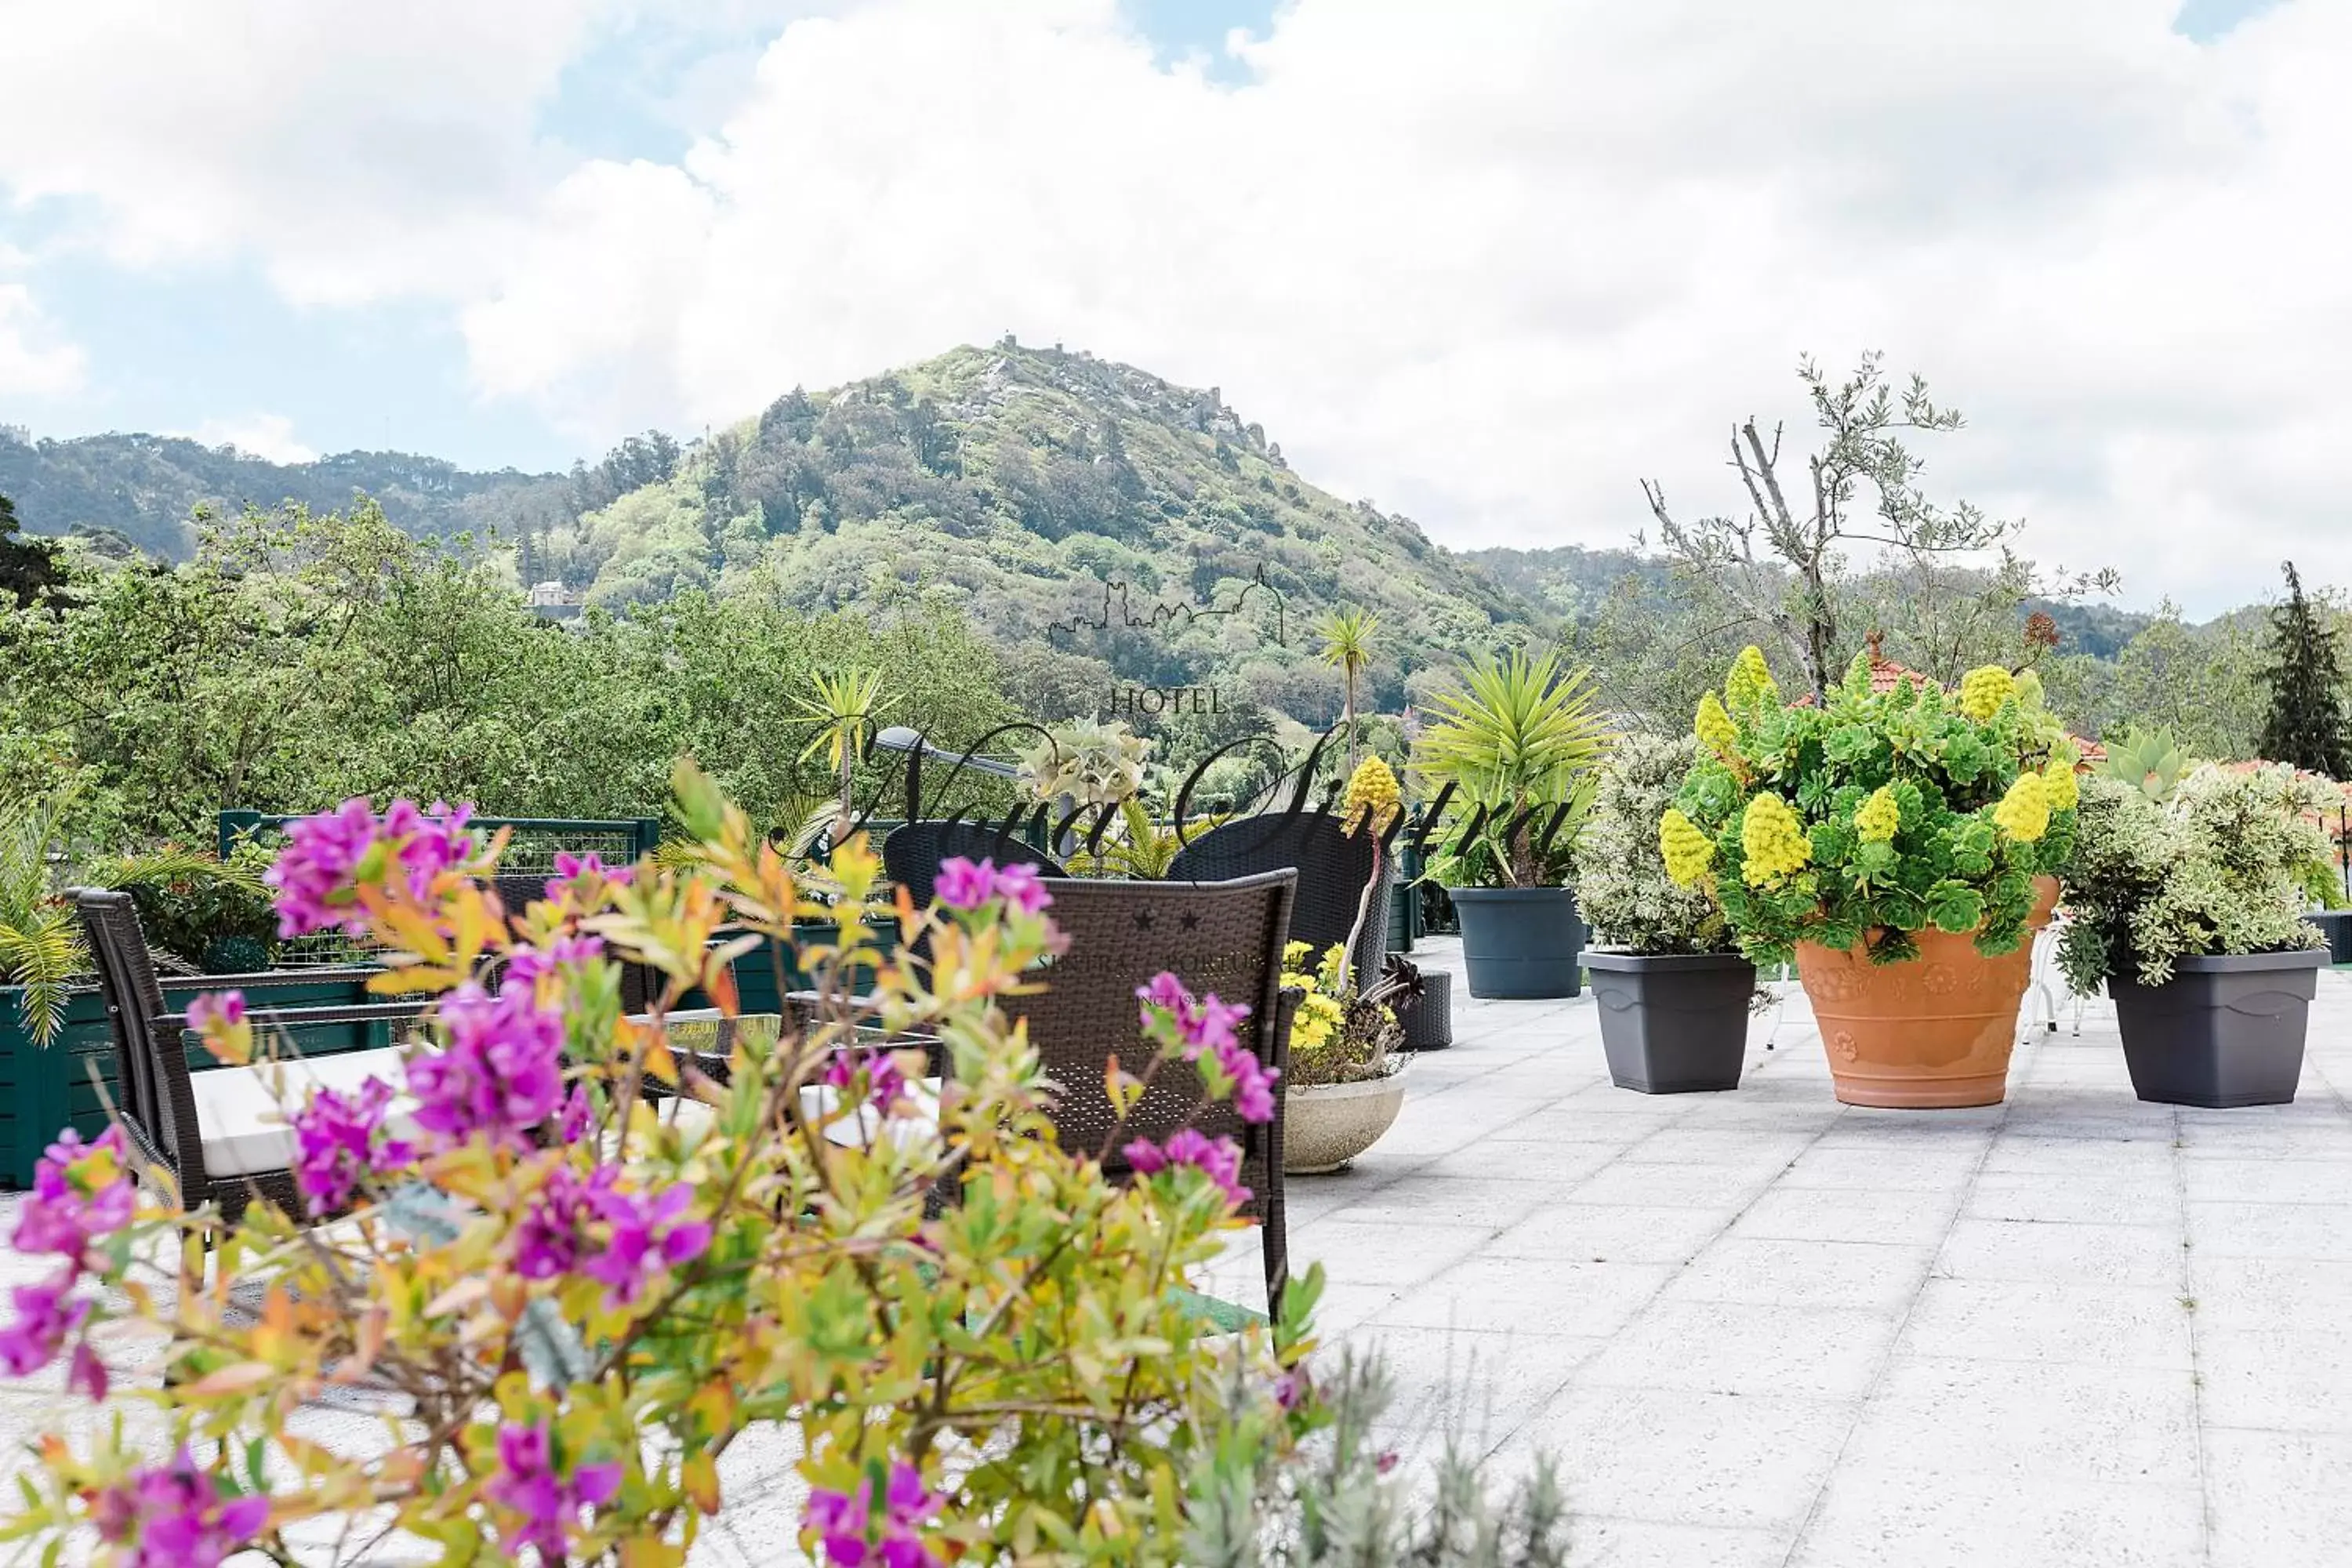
[1726,645,1780,714]
[1659,808,1716,887]
[1740,793,1813,888]
[1853,786,1901,843]
[1696,691,1740,760]
[1341,756,1403,837]
[2013,669,2045,711]
[2042,757,2079,813]
[1992,771,2051,843]
[1958,665,2017,722]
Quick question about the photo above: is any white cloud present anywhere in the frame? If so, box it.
[181,415,318,466]
[6,0,2350,612]
[0,250,83,398]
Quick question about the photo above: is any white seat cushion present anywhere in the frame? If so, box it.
[189,1047,416,1178]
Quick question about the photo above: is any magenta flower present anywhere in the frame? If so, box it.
[1124,1129,1252,1207]
[503,935,606,991]
[581,1185,713,1308]
[825,1048,913,1116]
[557,1085,594,1145]
[66,1339,108,1403]
[932,856,996,912]
[291,1076,412,1216]
[183,990,245,1033]
[933,856,1053,916]
[1134,972,1278,1125]
[484,1421,623,1563]
[89,1446,268,1566]
[545,851,633,902]
[510,1162,619,1282]
[805,1462,946,1568]
[265,797,476,938]
[991,861,1052,916]
[0,1272,90,1377]
[512,1163,710,1308]
[406,981,565,1152]
[13,1126,134,1265]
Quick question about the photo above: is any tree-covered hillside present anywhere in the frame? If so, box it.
[532,341,1537,730]
[0,425,572,559]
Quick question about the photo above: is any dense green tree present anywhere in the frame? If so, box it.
[2258,561,2352,778]
[0,492,66,607]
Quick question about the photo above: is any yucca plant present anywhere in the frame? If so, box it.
[1317,606,1380,770]
[1409,649,1611,887]
[0,791,89,1046]
[1068,799,1226,879]
[792,666,894,850]
[2099,725,2192,803]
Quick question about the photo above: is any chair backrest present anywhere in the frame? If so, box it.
[1164,813,1386,980]
[883,821,1068,914]
[1014,870,1294,1225]
[73,888,181,1163]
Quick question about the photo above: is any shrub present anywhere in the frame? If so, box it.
[1666,647,2077,967]
[1409,650,1610,889]
[1572,734,1730,955]
[0,763,1326,1566]
[2059,764,2332,990]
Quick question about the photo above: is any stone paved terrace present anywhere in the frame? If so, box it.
[1196,937,2352,1567]
[3,943,2349,1565]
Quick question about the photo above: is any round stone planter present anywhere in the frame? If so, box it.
[1448,885,1583,1000]
[1583,949,1757,1094]
[1793,877,2058,1109]
[2113,949,2328,1108]
[1283,1062,1410,1174]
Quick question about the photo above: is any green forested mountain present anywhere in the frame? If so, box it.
[529,341,1537,731]
[0,426,573,559]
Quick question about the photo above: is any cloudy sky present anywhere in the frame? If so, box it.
[0,0,2336,614]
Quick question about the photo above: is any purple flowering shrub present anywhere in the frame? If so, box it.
[0,762,1322,1566]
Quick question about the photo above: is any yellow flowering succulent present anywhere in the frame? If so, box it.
[1740,792,1813,888]
[1958,665,2017,722]
[1853,785,1901,844]
[1696,691,1740,760]
[2042,755,2079,812]
[1281,941,1348,1052]
[2013,668,2045,712]
[1725,645,1779,714]
[1992,771,2051,843]
[1659,808,1716,888]
[1340,756,1403,837]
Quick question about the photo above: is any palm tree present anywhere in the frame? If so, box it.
[792,667,894,850]
[1316,607,1379,768]
[1409,649,1611,887]
[0,792,88,1047]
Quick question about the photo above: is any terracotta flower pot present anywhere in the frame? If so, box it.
[1793,877,2060,1109]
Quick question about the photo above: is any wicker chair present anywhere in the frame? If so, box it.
[1013,869,1298,1315]
[881,821,1069,914]
[1165,814,1388,984]
[73,890,427,1224]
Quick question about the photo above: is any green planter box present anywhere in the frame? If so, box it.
[0,971,391,1189]
[688,921,901,1016]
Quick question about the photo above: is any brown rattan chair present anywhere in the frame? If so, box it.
[881,821,1069,915]
[1012,869,1298,1316]
[1165,813,1387,983]
[73,890,429,1224]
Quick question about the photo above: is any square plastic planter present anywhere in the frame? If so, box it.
[2303,911,2352,966]
[2111,949,2328,1108]
[1582,950,1756,1093]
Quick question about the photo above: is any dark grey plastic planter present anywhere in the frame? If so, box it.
[2304,911,2352,965]
[1448,886,1583,1000]
[2112,949,2328,1108]
[1583,949,1757,1093]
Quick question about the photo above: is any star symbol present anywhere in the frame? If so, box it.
[1133,910,1156,931]
[1178,911,1200,931]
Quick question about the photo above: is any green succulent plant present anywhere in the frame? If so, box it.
[2098,725,2192,803]
[1668,648,2078,967]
